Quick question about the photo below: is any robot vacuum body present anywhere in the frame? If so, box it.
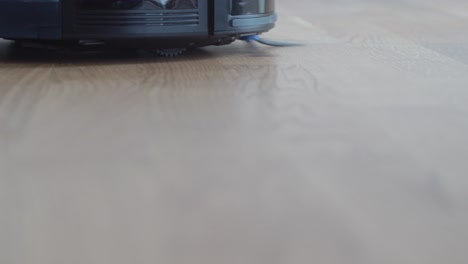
[0,0,276,49]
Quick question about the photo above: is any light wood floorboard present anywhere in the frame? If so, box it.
[1,1,468,263]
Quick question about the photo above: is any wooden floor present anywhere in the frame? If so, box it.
[1,1,468,263]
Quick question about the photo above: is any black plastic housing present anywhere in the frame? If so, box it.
[0,0,276,48]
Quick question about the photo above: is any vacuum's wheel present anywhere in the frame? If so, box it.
[154,48,187,57]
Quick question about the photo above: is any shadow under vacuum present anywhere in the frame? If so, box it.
[0,40,221,66]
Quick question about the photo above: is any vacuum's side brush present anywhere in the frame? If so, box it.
[240,35,302,47]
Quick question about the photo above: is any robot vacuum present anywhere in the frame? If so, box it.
[0,0,277,55]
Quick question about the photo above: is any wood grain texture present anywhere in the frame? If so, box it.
[1,1,468,264]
